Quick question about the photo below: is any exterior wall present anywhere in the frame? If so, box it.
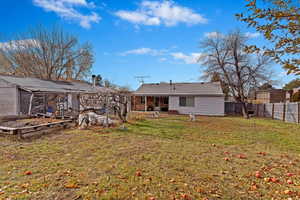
[0,86,19,116]
[256,91,271,103]
[255,90,287,103]
[270,90,286,103]
[169,96,225,116]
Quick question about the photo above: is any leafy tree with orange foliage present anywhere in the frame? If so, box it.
[236,0,300,75]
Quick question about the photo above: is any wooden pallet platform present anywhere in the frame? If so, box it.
[0,120,74,138]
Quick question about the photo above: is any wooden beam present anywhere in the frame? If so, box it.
[0,120,72,132]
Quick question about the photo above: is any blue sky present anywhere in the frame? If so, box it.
[0,0,296,89]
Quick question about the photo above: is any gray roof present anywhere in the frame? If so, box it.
[0,75,114,93]
[134,82,224,96]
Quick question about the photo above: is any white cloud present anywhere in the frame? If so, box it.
[245,32,260,38]
[204,32,223,38]
[115,11,160,26]
[159,57,167,62]
[115,0,208,27]
[121,47,167,56]
[170,52,203,64]
[33,0,100,29]
[121,47,205,65]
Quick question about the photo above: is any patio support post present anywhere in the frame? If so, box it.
[144,96,147,112]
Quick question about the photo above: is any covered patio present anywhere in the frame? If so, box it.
[132,95,169,112]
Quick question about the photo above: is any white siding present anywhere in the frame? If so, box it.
[169,96,224,116]
[0,86,19,116]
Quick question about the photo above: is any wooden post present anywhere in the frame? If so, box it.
[272,104,275,119]
[28,93,34,116]
[263,104,266,117]
[159,97,161,111]
[297,102,300,124]
[44,94,47,115]
[256,104,259,117]
[144,96,147,112]
[283,103,286,122]
[132,96,135,111]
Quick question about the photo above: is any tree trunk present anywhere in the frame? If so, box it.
[241,102,249,119]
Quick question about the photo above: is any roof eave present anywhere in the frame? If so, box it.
[133,93,225,97]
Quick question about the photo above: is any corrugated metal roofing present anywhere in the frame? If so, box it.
[134,82,224,96]
[0,75,114,93]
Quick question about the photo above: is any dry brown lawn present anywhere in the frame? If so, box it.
[1,115,300,199]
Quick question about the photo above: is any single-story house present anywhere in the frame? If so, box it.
[0,75,113,117]
[132,81,225,116]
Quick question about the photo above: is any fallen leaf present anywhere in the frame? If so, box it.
[237,154,247,159]
[21,183,29,188]
[135,171,142,177]
[64,183,79,189]
[283,189,293,195]
[224,157,230,161]
[24,171,32,175]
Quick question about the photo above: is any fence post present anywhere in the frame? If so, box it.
[297,102,300,124]
[272,104,275,119]
[257,104,259,117]
[263,104,266,117]
[283,103,286,122]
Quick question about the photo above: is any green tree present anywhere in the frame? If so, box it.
[236,0,300,75]
[283,78,300,90]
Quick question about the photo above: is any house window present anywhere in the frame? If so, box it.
[179,96,195,107]
[163,97,169,104]
[140,96,145,104]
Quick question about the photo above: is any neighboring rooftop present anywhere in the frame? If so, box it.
[0,75,113,93]
[134,82,224,96]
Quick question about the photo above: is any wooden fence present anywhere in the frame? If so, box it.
[225,102,300,124]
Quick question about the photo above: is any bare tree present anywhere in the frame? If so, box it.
[200,30,274,118]
[0,25,93,80]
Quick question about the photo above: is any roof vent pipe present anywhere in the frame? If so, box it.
[92,75,96,87]
[169,80,172,91]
